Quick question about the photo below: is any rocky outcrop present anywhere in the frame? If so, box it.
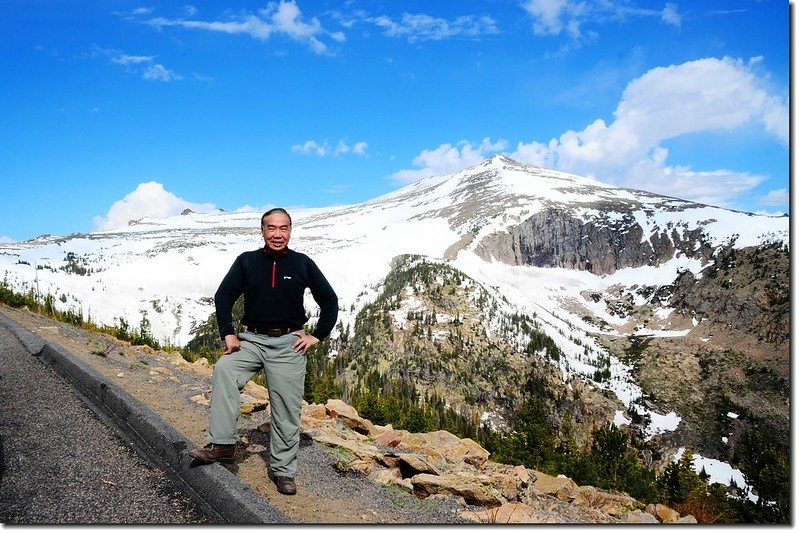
[246,397,694,525]
[475,207,715,275]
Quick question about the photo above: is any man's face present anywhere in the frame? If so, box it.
[262,212,291,252]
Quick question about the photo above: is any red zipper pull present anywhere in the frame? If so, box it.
[271,258,276,288]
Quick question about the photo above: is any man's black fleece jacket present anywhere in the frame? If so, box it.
[214,247,338,341]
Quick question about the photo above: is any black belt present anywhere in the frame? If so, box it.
[243,326,292,337]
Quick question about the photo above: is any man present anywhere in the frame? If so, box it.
[189,207,338,496]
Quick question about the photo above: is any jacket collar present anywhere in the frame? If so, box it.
[262,246,289,259]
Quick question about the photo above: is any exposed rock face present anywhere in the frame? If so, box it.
[593,241,790,463]
[475,207,715,275]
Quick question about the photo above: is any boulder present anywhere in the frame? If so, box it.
[394,452,441,477]
[410,473,502,507]
[374,428,406,447]
[648,503,681,523]
[622,509,659,524]
[399,430,490,469]
[532,472,580,502]
[312,432,384,464]
[574,486,639,515]
[325,398,375,435]
[302,403,328,420]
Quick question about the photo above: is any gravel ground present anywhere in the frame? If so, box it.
[0,325,217,525]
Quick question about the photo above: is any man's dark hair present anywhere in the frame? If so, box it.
[261,207,292,229]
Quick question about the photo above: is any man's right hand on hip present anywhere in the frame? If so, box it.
[223,334,241,355]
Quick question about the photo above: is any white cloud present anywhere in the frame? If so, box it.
[661,3,681,28]
[391,138,507,184]
[94,46,182,82]
[521,0,582,37]
[111,53,154,65]
[143,63,182,82]
[759,188,789,207]
[521,0,682,42]
[292,140,328,156]
[394,57,787,210]
[144,1,335,55]
[508,56,787,207]
[93,182,217,230]
[0,235,14,244]
[370,13,499,42]
[292,139,368,157]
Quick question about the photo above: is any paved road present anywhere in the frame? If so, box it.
[0,324,220,525]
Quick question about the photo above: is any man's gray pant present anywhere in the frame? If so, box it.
[207,331,306,477]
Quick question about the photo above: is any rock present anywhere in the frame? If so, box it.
[166,352,190,367]
[190,357,213,377]
[302,403,328,420]
[677,515,698,523]
[410,473,502,507]
[621,509,659,524]
[393,453,441,477]
[374,428,406,447]
[312,432,384,463]
[649,503,681,523]
[399,430,490,470]
[511,465,533,485]
[532,472,580,502]
[476,207,714,275]
[325,398,375,435]
[488,471,522,502]
[190,393,210,407]
[459,502,536,524]
[239,381,270,414]
[325,398,358,417]
[371,467,414,493]
[574,486,639,515]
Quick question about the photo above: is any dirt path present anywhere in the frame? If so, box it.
[0,305,467,524]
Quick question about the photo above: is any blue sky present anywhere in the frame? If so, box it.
[0,0,790,242]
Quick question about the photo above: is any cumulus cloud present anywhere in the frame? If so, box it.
[143,1,335,55]
[505,57,787,207]
[292,139,368,157]
[93,182,217,230]
[391,138,507,184]
[0,235,14,244]
[394,57,787,210]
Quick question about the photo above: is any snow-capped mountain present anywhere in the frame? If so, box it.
[3,155,785,348]
[0,155,788,486]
